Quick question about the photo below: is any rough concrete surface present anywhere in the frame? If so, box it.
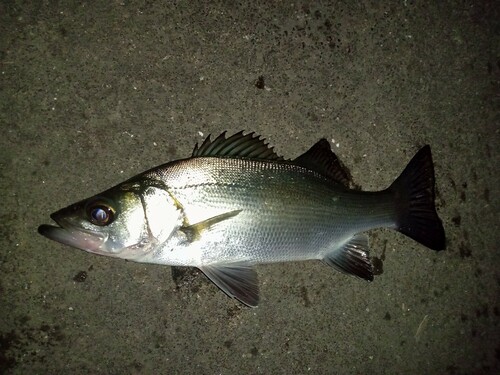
[1,1,498,374]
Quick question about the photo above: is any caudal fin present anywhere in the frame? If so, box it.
[389,146,446,250]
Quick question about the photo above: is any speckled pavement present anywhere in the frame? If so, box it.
[1,2,498,374]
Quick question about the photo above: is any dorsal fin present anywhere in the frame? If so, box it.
[294,139,351,187]
[192,131,283,160]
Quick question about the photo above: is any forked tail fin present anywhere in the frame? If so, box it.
[389,146,446,250]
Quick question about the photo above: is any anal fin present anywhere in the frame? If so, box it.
[323,234,374,281]
[200,263,259,307]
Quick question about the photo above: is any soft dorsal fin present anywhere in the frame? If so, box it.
[294,139,351,187]
[192,131,283,160]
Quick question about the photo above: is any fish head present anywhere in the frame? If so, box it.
[38,180,182,261]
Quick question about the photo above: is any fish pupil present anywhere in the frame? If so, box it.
[87,204,114,226]
[92,207,107,222]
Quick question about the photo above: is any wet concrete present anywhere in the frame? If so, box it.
[1,1,498,374]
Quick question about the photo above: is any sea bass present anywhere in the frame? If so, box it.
[38,131,445,307]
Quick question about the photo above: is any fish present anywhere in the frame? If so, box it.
[38,131,446,307]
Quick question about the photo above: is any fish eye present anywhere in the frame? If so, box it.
[85,199,116,226]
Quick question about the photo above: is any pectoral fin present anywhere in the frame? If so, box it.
[200,263,259,307]
[180,210,242,242]
[323,234,374,281]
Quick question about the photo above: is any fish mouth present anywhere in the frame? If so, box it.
[38,213,107,253]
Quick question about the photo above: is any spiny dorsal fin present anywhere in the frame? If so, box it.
[192,131,283,160]
[294,139,351,187]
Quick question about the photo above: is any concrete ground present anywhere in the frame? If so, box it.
[1,1,498,374]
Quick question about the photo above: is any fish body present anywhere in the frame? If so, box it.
[39,132,445,306]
